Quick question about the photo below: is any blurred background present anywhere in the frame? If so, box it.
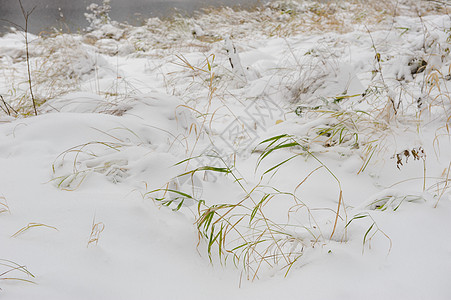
[0,0,267,34]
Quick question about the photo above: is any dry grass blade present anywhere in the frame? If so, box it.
[0,196,10,214]
[434,162,451,208]
[87,216,105,247]
[11,223,58,238]
[0,259,35,284]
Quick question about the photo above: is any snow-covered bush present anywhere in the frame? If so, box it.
[84,0,124,41]
[31,34,113,106]
[84,0,112,32]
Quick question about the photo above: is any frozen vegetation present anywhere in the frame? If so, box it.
[0,0,451,299]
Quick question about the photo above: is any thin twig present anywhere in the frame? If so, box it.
[0,95,18,116]
[0,95,10,116]
[18,0,38,116]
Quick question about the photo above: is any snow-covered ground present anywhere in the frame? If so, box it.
[1,0,451,299]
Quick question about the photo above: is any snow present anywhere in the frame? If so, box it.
[1,0,451,299]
